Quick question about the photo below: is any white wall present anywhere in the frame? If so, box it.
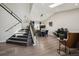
[5,3,30,29]
[0,6,21,42]
[0,3,30,42]
[5,3,29,20]
[45,8,79,35]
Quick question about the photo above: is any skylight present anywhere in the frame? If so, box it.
[49,3,63,8]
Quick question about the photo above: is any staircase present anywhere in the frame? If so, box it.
[6,27,34,46]
[0,3,34,46]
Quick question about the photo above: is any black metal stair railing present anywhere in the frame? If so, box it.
[0,3,22,23]
[0,3,23,31]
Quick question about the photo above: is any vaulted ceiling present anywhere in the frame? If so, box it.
[29,3,79,21]
[3,3,79,22]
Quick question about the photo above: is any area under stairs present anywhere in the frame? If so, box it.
[6,28,34,46]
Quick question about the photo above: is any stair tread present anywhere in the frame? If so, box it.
[15,32,28,34]
[17,34,28,36]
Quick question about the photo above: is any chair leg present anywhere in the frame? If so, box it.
[57,40,61,54]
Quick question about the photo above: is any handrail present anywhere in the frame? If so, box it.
[5,22,20,32]
[30,24,37,46]
[0,3,22,23]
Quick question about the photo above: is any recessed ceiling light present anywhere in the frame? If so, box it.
[49,3,63,8]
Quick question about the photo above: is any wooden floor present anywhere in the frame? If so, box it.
[0,35,79,56]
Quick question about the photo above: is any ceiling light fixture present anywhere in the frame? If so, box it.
[49,3,63,8]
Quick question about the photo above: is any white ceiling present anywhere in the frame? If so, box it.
[29,3,79,21]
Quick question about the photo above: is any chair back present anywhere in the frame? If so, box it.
[46,30,48,34]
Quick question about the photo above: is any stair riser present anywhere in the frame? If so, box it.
[8,38,27,41]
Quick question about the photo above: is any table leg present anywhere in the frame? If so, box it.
[57,40,61,54]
